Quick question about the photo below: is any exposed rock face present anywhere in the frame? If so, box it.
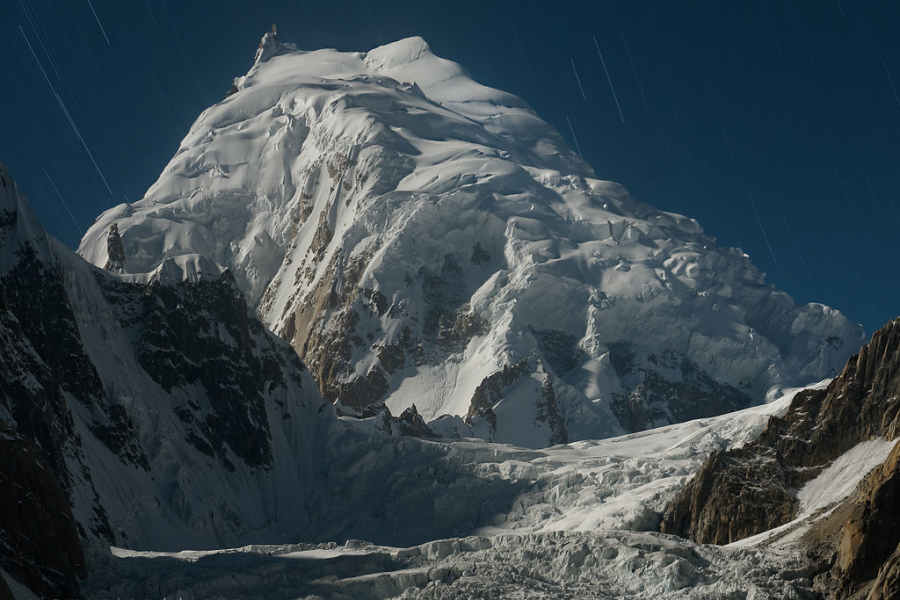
[254,24,281,63]
[607,344,752,432]
[660,317,900,597]
[104,222,125,272]
[867,542,900,600]
[396,404,437,438]
[0,428,85,600]
[342,402,438,438]
[131,271,292,468]
[659,446,797,545]
[836,441,900,594]
[1,165,120,596]
[0,163,330,596]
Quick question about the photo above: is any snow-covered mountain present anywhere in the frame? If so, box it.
[79,33,864,448]
[0,162,332,598]
[4,159,828,599]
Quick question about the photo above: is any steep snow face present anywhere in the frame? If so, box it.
[58,245,335,551]
[79,35,864,447]
[0,165,333,558]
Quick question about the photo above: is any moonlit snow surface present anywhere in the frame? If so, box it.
[87,533,816,600]
[82,386,825,599]
[79,35,863,447]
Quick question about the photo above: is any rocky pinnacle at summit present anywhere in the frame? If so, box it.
[79,33,865,448]
[104,223,126,272]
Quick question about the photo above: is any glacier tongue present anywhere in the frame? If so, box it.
[79,34,864,447]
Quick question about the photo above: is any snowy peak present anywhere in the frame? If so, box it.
[79,34,864,448]
[79,34,586,303]
[364,36,432,69]
[361,35,459,87]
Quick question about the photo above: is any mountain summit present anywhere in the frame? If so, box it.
[79,34,864,447]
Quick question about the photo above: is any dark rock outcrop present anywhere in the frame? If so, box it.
[0,428,85,599]
[659,445,797,545]
[104,222,125,272]
[0,196,105,597]
[132,271,293,468]
[836,440,900,594]
[396,404,436,438]
[345,402,437,438]
[660,317,900,597]
[609,344,752,433]
[867,542,900,600]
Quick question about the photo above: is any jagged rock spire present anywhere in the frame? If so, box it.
[104,223,125,273]
[254,23,281,64]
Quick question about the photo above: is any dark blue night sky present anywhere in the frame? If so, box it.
[1,1,897,335]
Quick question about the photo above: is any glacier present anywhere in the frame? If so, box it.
[81,387,827,599]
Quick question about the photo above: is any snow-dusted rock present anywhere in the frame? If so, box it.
[661,317,900,597]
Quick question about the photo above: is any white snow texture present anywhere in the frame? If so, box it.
[78,34,864,448]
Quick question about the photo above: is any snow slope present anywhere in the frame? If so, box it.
[57,242,335,550]
[79,33,864,448]
[729,437,898,551]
